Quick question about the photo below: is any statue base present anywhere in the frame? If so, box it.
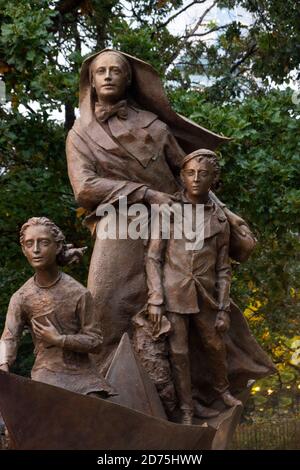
[0,336,250,450]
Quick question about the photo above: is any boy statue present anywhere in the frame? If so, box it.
[145,149,242,425]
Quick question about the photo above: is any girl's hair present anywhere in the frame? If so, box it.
[20,217,86,266]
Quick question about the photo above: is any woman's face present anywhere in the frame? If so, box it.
[22,225,61,271]
[91,53,130,104]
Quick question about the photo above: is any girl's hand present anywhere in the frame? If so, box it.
[32,318,64,347]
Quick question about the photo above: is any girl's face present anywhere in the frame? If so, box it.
[22,225,61,271]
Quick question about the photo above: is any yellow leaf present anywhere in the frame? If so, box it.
[262,330,270,341]
[290,350,300,366]
[76,207,87,218]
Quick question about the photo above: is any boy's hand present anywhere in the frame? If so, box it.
[148,304,164,336]
[215,310,230,333]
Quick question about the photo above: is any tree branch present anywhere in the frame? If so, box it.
[130,2,149,26]
[157,0,207,30]
[180,23,231,39]
[230,43,258,74]
[23,103,37,115]
[56,0,85,15]
[164,0,218,67]
[185,0,218,39]
[47,0,86,34]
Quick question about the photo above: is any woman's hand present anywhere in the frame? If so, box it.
[224,208,253,238]
[215,311,230,333]
[64,244,88,265]
[144,189,179,206]
[32,318,65,347]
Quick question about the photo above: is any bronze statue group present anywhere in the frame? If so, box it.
[0,50,275,427]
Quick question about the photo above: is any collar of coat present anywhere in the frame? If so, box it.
[171,191,228,240]
[74,104,159,168]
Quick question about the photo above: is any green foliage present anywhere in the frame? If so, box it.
[1,1,55,71]
[202,0,300,100]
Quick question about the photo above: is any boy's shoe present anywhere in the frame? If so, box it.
[193,401,220,419]
[221,391,242,407]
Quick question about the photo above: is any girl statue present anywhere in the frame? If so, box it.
[0,217,113,397]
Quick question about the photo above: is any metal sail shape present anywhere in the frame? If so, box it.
[0,370,215,450]
[105,333,167,420]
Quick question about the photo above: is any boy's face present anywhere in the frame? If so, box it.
[181,157,215,200]
[22,225,61,271]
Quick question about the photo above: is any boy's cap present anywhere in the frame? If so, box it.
[181,148,218,169]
